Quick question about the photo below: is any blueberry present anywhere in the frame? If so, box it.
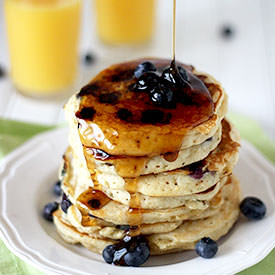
[53,181,62,196]
[141,109,164,124]
[150,84,174,107]
[60,161,67,178]
[43,202,59,222]
[102,245,116,264]
[76,83,100,98]
[83,52,95,65]
[75,107,96,120]
[188,161,205,179]
[134,61,156,78]
[177,66,188,82]
[123,235,132,243]
[113,248,128,265]
[195,237,218,258]
[150,87,166,105]
[132,72,159,92]
[0,65,5,78]
[61,193,72,213]
[102,235,150,266]
[161,66,181,85]
[124,242,150,267]
[98,92,120,104]
[88,199,101,209]
[115,225,130,231]
[117,108,132,122]
[161,64,189,87]
[221,25,234,38]
[240,197,266,220]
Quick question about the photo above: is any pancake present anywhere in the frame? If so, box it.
[61,206,183,237]
[64,58,227,157]
[81,123,222,178]
[76,188,223,225]
[53,175,240,255]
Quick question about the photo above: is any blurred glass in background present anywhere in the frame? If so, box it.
[4,0,81,97]
[94,0,156,45]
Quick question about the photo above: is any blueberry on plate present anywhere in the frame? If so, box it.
[102,244,116,264]
[195,237,218,258]
[102,235,150,266]
[134,61,156,78]
[53,180,62,196]
[240,197,266,220]
[61,193,72,213]
[43,202,59,222]
[124,242,150,267]
[113,247,128,265]
[132,72,159,92]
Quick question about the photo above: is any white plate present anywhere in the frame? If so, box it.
[0,128,274,275]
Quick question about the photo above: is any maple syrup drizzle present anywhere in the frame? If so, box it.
[112,157,147,178]
[123,178,142,235]
[84,146,148,177]
[124,178,138,193]
[172,0,176,61]
[77,187,110,211]
[163,151,179,162]
[79,207,101,227]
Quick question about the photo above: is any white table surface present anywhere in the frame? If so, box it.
[0,0,274,140]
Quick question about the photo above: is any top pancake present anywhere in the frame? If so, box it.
[68,58,227,156]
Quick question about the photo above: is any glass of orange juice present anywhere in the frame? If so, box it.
[4,0,82,97]
[94,0,156,45]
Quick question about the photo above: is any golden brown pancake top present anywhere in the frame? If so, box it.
[75,58,216,156]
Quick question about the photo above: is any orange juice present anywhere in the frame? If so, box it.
[5,0,81,96]
[95,0,156,45]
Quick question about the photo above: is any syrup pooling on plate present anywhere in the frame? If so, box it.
[76,59,214,156]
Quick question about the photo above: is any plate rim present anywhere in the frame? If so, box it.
[0,127,274,275]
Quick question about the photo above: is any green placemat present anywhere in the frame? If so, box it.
[0,115,274,275]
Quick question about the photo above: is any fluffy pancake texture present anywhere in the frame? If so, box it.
[62,119,239,199]
[83,124,222,178]
[53,176,240,255]
[53,58,241,260]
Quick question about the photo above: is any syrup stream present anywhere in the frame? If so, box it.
[172,0,176,61]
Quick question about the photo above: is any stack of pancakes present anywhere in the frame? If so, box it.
[53,59,241,256]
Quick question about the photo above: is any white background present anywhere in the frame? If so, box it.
[0,0,274,140]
